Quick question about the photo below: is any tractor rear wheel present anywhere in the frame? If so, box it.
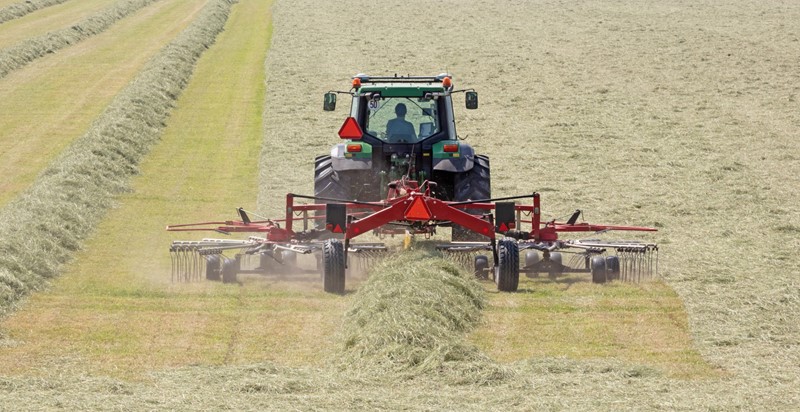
[452,155,491,241]
[495,238,519,292]
[591,256,607,284]
[222,257,238,284]
[314,155,351,202]
[314,155,379,202]
[322,239,345,294]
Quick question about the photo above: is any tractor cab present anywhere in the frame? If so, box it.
[319,74,485,204]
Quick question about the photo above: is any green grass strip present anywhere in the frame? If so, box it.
[340,246,511,384]
[0,0,238,316]
[0,0,71,24]
[0,0,159,78]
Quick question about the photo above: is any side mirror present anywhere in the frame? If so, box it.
[323,92,337,111]
[465,91,478,109]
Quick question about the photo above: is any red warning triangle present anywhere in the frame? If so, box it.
[326,223,344,233]
[405,197,432,221]
[338,117,363,139]
[498,222,508,232]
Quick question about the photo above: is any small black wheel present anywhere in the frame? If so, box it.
[322,239,345,294]
[524,250,540,278]
[281,250,297,267]
[495,238,519,292]
[474,255,489,279]
[606,256,620,280]
[259,250,277,274]
[591,256,607,284]
[205,255,221,281]
[548,252,563,279]
[222,257,239,284]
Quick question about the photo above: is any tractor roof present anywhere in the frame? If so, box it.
[352,73,452,97]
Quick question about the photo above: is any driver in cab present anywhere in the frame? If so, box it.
[386,103,416,143]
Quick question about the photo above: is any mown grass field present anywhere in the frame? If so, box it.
[0,0,116,48]
[0,0,206,207]
[0,0,798,409]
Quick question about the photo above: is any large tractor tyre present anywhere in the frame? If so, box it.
[452,155,491,241]
[314,155,353,202]
[205,255,221,281]
[474,255,489,279]
[591,256,608,284]
[322,239,346,294]
[606,255,621,281]
[222,257,239,284]
[314,155,379,203]
[548,252,563,279]
[524,250,540,278]
[495,238,519,292]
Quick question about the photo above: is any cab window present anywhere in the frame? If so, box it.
[364,97,440,143]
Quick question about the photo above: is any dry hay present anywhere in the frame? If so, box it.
[0,0,237,316]
[0,0,797,409]
[0,0,160,79]
[254,0,800,408]
[0,0,70,24]
[338,245,511,384]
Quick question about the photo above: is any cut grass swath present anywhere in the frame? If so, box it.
[0,0,160,79]
[340,246,511,384]
[0,0,237,316]
[0,0,288,380]
[0,0,71,24]
[0,0,119,49]
[0,0,206,208]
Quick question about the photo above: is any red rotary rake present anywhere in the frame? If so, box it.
[167,177,658,294]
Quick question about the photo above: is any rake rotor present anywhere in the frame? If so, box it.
[167,180,658,292]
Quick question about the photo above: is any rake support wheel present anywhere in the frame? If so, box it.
[606,255,621,281]
[525,250,540,278]
[495,238,519,292]
[474,255,489,279]
[205,255,221,281]
[591,256,607,284]
[322,239,345,294]
[548,252,563,279]
[222,257,238,284]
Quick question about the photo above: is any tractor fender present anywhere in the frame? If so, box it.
[330,143,372,171]
[432,141,475,172]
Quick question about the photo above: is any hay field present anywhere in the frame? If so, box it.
[258,0,797,407]
[0,0,115,47]
[0,0,798,410]
[0,0,205,207]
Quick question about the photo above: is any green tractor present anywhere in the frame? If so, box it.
[316,74,489,240]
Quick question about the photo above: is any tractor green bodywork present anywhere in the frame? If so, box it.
[315,75,490,239]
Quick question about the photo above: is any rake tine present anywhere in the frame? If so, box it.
[169,250,176,283]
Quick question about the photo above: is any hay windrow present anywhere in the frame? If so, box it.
[0,0,161,79]
[0,0,71,24]
[339,246,512,384]
[0,0,238,317]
